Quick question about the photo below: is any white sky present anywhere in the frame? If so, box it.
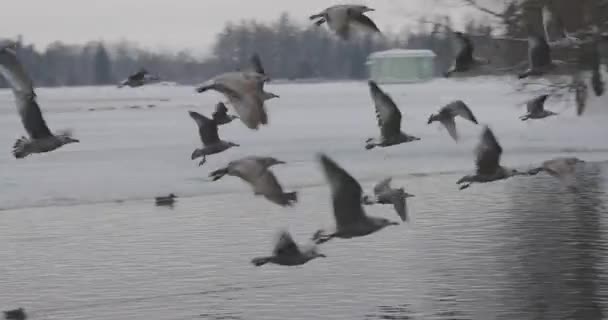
[1,0,487,54]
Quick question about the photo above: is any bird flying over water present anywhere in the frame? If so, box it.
[209,156,297,207]
[428,100,478,141]
[310,5,381,40]
[212,102,239,125]
[188,111,239,166]
[196,54,278,130]
[526,157,584,185]
[457,126,526,190]
[365,81,420,149]
[0,45,79,159]
[118,68,160,88]
[362,177,414,222]
[312,153,399,244]
[519,94,558,121]
[251,230,326,267]
[444,32,490,77]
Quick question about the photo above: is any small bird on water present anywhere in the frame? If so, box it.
[427,100,479,141]
[188,111,239,166]
[365,81,420,150]
[3,308,26,320]
[457,126,526,190]
[519,94,558,121]
[362,177,414,222]
[0,44,79,159]
[312,153,399,244]
[251,230,326,267]
[310,5,381,40]
[209,156,297,207]
[155,193,177,206]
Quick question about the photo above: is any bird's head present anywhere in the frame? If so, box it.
[362,6,375,12]
[263,91,280,100]
[58,133,79,145]
[168,193,177,199]
[262,157,286,167]
[228,142,240,147]
[427,113,438,124]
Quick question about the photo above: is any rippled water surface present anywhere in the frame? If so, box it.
[1,79,607,319]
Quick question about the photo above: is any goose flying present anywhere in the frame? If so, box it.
[188,111,239,166]
[519,94,558,120]
[362,177,414,222]
[457,126,525,190]
[209,156,297,207]
[0,45,79,158]
[312,154,399,244]
[310,5,380,40]
[428,100,479,141]
[252,230,326,267]
[365,81,420,149]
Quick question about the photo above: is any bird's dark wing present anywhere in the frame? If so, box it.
[212,102,230,124]
[368,81,402,139]
[529,35,552,69]
[318,153,367,227]
[527,94,548,113]
[249,53,266,77]
[273,230,301,257]
[447,100,478,124]
[0,49,53,139]
[129,69,148,81]
[475,126,503,175]
[188,111,220,146]
[348,9,381,33]
[454,33,475,71]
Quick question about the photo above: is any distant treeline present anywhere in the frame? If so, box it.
[0,13,499,88]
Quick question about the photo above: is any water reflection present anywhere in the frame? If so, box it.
[365,304,415,320]
[501,162,607,319]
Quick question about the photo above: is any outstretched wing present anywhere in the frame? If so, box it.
[373,177,392,196]
[527,94,548,113]
[348,10,381,34]
[447,100,478,124]
[318,153,367,227]
[368,81,402,139]
[273,230,301,257]
[188,111,220,146]
[454,32,475,70]
[475,126,502,175]
[249,53,266,77]
[529,35,552,69]
[0,48,53,139]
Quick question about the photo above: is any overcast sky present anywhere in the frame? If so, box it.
[2,0,484,54]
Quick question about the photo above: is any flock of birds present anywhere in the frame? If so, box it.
[1,4,599,319]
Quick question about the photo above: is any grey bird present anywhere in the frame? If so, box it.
[526,157,585,181]
[195,54,278,130]
[188,111,239,166]
[212,102,239,125]
[251,230,326,267]
[0,45,79,159]
[457,126,525,190]
[155,193,177,206]
[312,154,400,244]
[118,68,160,88]
[427,100,479,141]
[365,81,420,149]
[444,32,490,77]
[310,5,381,40]
[519,94,558,120]
[362,177,414,222]
[518,33,564,79]
[3,308,26,320]
[209,156,297,207]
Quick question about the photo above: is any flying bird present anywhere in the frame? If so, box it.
[312,153,399,244]
[310,5,381,40]
[362,177,414,222]
[444,32,490,77]
[518,33,569,79]
[212,102,239,125]
[251,230,326,267]
[427,100,479,141]
[0,45,79,159]
[195,54,278,130]
[365,81,420,149]
[209,156,297,207]
[519,94,558,120]
[457,126,526,190]
[188,111,239,166]
[526,157,584,185]
[118,68,160,88]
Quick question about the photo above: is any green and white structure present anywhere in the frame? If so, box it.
[366,49,436,84]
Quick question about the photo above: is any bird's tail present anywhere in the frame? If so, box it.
[191,148,204,160]
[12,136,30,159]
[209,167,229,181]
[251,256,272,267]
